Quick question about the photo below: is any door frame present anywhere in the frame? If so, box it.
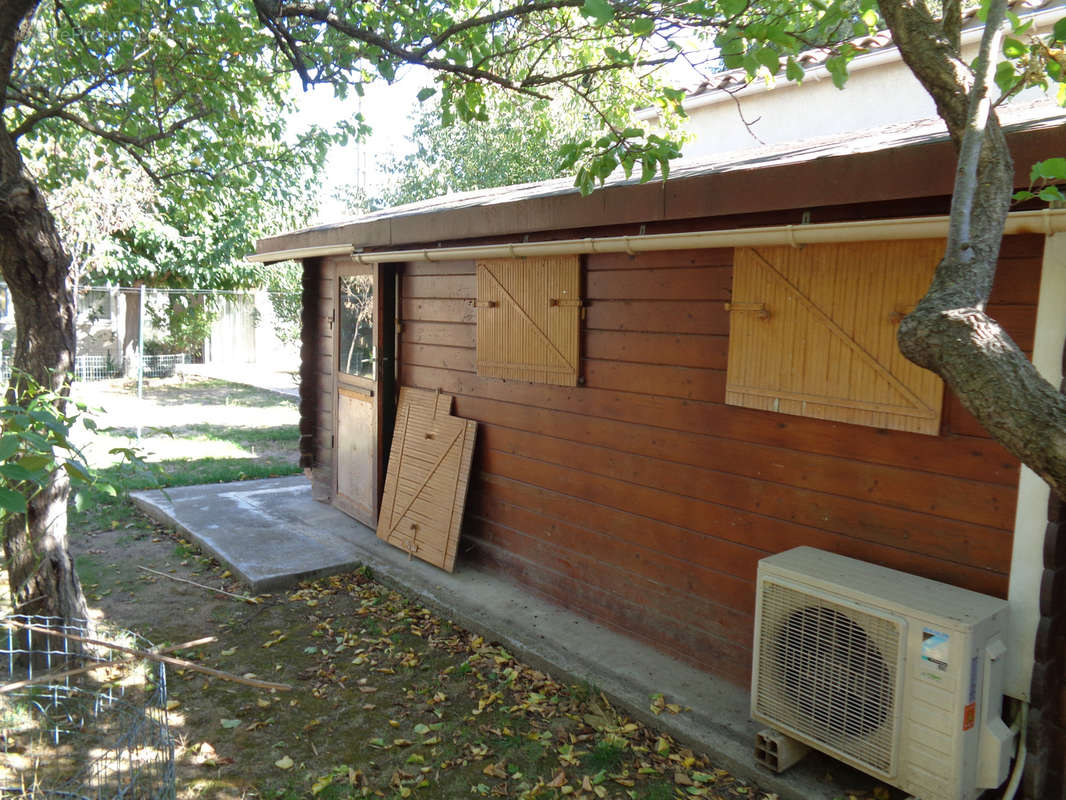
[332,262,395,527]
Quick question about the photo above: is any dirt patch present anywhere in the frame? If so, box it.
[24,518,893,800]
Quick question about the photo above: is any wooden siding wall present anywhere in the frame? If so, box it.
[391,235,1040,686]
[308,256,341,502]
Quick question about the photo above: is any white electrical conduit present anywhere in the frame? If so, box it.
[1001,701,1029,800]
[248,207,1066,264]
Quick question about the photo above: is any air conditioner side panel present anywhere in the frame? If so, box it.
[897,610,1009,800]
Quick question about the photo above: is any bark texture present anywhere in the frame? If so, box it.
[0,0,88,624]
[880,0,1066,498]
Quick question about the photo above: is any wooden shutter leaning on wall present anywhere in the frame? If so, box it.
[476,255,581,386]
[725,240,945,436]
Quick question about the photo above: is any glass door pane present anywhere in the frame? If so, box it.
[339,274,375,380]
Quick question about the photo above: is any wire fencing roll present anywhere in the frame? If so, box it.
[0,615,175,800]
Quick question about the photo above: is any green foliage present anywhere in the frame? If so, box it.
[145,295,218,359]
[0,375,106,518]
[360,93,593,209]
[8,0,340,292]
[264,263,304,346]
[1014,156,1066,205]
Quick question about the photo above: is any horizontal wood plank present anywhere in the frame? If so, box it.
[470,480,757,614]
[476,447,1008,598]
[401,298,477,324]
[456,394,1019,510]
[403,364,1021,485]
[586,266,732,300]
[479,424,1014,561]
[584,331,728,369]
[468,537,752,683]
[402,274,476,299]
[467,510,751,641]
[586,300,729,335]
[583,360,726,402]
[401,321,476,348]
[586,248,733,271]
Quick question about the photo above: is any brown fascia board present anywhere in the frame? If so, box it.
[255,118,1064,257]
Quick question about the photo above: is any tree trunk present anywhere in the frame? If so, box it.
[879,0,1066,499]
[122,286,142,378]
[0,0,88,624]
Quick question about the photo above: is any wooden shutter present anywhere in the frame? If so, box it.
[725,240,945,435]
[476,256,581,386]
[377,387,476,572]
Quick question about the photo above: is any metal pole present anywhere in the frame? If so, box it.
[137,284,145,439]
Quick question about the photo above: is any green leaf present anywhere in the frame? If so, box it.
[785,57,805,83]
[580,0,614,25]
[416,87,436,103]
[17,455,52,472]
[0,435,19,462]
[62,460,93,484]
[1030,157,1066,181]
[825,55,849,89]
[1002,38,1026,58]
[994,60,1016,94]
[0,464,35,482]
[1013,190,1036,202]
[627,18,654,36]
[1038,186,1066,203]
[756,47,780,74]
[0,487,27,515]
[1053,16,1066,43]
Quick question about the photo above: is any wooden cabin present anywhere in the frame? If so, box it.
[254,110,1066,797]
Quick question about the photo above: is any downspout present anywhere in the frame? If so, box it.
[1005,231,1066,701]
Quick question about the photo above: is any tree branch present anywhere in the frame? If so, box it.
[881,0,1066,497]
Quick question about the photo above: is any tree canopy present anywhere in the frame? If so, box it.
[8,0,348,293]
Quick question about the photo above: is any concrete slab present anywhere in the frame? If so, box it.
[131,476,884,800]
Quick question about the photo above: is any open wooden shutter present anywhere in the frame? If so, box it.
[725,240,945,435]
[377,388,476,573]
[476,256,581,386]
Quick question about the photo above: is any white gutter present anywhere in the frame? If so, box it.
[247,242,355,263]
[341,208,1066,263]
[248,209,1066,264]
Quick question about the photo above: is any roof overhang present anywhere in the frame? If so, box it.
[252,110,1066,264]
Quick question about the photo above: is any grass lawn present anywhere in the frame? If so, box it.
[0,376,891,800]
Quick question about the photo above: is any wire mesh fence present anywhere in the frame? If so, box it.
[0,615,175,799]
[0,354,188,385]
[0,282,299,386]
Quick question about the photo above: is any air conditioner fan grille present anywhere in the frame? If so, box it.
[755,580,902,777]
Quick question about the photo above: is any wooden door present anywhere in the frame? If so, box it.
[334,265,382,527]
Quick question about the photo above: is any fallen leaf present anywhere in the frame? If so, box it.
[548,771,567,788]
[165,699,180,711]
[220,719,241,729]
[275,755,294,770]
[650,693,666,715]
[220,647,237,657]
[482,761,508,779]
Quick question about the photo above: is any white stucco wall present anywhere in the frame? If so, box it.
[671,7,1064,158]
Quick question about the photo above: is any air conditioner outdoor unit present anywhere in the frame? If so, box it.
[751,547,1015,800]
